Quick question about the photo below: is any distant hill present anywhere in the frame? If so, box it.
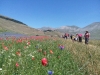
[0,15,44,35]
[0,15,27,25]
[38,27,63,37]
[81,22,100,39]
[39,22,100,39]
[56,25,80,34]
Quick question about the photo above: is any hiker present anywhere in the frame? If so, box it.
[84,31,90,44]
[64,33,69,39]
[78,34,82,42]
[70,34,73,40]
[75,34,79,41]
[72,35,75,42]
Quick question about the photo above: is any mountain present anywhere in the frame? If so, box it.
[81,22,100,39]
[38,27,55,30]
[39,22,100,39]
[38,27,63,37]
[56,25,80,34]
[0,15,44,35]
[82,22,100,31]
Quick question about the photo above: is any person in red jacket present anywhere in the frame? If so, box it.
[84,31,90,44]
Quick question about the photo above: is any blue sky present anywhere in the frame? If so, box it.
[0,0,100,28]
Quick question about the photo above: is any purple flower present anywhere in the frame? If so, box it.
[48,70,54,75]
[59,45,64,50]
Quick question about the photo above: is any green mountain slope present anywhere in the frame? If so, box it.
[0,15,44,35]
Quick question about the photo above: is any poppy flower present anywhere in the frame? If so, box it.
[4,46,8,50]
[50,50,53,54]
[41,58,48,66]
[32,56,35,60]
[16,51,21,56]
[15,62,19,67]
[27,41,30,45]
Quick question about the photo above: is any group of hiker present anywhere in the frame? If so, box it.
[62,31,90,44]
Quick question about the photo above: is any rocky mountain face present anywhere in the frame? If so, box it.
[56,25,80,34]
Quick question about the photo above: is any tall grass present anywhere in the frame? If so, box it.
[0,37,100,75]
[89,40,100,46]
[0,37,85,75]
[61,38,100,75]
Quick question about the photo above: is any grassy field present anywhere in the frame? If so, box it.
[0,36,100,75]
[89,40,100,46]
[61,38,100,75]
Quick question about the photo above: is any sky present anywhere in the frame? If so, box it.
[0,0,100,28]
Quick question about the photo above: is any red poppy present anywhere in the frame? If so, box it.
[4,46,8,50]
[41,58,48,66]
[27,41,30,45]
[15,62,19,67]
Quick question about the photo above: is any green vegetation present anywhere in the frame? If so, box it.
[89,40,100,46]
[0,37,100,75]
[61,39,100,75]
[0,27,7,32]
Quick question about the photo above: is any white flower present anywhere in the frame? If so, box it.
[28,53,32,57]
[32,56,34,58]
[12,53,16,56]
[1,50,4,54]
[33,51,37,54]
[0,68,2,70]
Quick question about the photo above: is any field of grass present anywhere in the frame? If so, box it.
[89,40,100,46]
[0,36,100,75]
[61,38,100,75]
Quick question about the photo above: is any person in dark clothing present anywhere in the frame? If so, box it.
[64,33,68,39]
[70,34,72,40]
[84,31,90,44]
[78,34,82,42]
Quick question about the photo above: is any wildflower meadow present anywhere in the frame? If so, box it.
[0,36,100,75]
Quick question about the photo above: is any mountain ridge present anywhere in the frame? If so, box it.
[0,15,27,25]
[39,22,100,39]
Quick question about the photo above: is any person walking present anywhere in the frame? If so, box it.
[84,31,90,44]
